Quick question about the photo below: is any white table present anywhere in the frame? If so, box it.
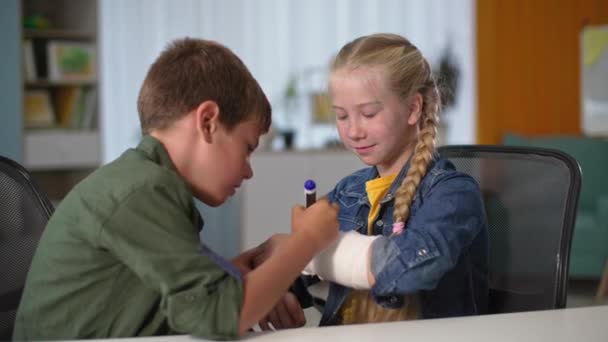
[89,305,608,342]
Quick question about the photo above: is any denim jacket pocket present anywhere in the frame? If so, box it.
[337,190,363,208]
[337,189,367,233]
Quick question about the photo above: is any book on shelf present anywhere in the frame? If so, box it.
[55,86,80,128]
[24,89,55,128]
[54,86,97,129]
[80,87,98,130]
[31,39,48,79]
[23,39,37,81]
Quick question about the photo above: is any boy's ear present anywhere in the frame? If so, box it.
[194,100,220,142]
[407,93,423,126]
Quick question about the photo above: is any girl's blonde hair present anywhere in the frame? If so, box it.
[331,33,441,225]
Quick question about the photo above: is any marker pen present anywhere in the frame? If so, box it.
[304,179,316,208]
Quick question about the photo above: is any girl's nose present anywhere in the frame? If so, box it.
[348,119,365,140]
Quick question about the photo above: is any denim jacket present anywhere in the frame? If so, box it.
[316,155,489,325]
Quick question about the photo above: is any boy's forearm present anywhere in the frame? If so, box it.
[238,231,319,334]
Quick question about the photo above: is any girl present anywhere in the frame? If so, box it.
[302,33,488,325]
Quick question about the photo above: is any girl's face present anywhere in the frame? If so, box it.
[330,66,422,176]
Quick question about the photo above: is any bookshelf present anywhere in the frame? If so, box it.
[20,0,100,202]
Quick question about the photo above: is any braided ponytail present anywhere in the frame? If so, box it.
[393,78,441,226]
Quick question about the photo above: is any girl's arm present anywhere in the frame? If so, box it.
[369,174,485,296]
[303,173,486,295]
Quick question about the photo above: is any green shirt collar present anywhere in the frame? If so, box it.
[137,135,178,172]
[136,135,205,232]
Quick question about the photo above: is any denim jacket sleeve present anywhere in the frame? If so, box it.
[370,171,486,297]
[326,177,343,204]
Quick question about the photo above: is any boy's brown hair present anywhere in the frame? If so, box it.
[137,37,271,134]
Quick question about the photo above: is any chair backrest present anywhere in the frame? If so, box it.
[0,156,54,340]
[438,145,581,313]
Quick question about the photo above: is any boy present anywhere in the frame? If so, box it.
[13,38,339,340]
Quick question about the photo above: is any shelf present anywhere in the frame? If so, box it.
[23,28,96,40]
[24,129,100,170]
[25,79,97,87]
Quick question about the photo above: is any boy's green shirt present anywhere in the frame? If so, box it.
[13,135,243,340]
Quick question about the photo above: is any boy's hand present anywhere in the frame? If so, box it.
[259,292,305,330]
[291,198,340,252]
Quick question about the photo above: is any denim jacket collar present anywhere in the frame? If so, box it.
[342,152,438,206]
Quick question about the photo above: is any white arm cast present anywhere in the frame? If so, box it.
[303,231,379,289]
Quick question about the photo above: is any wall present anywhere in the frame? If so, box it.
[476,0,608,144]
[99,0,476,157]
[0,0,24,162]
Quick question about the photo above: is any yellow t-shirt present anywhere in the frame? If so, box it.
[365,174,397,235]
[339,174,420,325]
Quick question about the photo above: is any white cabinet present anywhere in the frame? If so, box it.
[24,130,100,170]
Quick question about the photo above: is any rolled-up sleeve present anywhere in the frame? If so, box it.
[370,174,485,297]
[98,183,242,340]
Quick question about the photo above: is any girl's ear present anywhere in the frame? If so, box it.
[407,93,423,126]
[194,100,220,142]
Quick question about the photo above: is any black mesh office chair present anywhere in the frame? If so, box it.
[438,145,581,313]
[0,155,54,340]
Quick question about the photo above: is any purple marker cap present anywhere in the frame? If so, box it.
[304,179,316,191]
[305,179,316,207]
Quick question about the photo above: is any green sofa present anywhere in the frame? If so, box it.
[504,133,608,279]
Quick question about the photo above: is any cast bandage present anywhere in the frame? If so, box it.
[303,231,380,289]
